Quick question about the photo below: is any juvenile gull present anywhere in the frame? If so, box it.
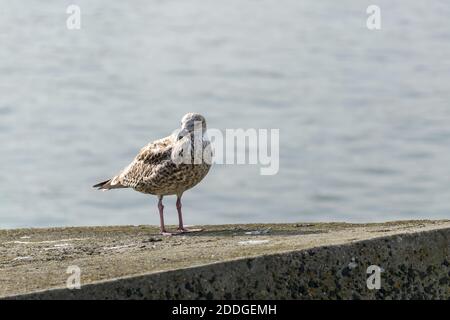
[93,113,212,236]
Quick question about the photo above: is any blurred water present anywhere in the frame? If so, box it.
[1,0,450,228]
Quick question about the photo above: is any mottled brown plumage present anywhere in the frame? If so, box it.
[93,113,212,235]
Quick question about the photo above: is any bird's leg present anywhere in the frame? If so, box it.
[176,196,203,233]
[158,196,173,236]
[176,197,184,230]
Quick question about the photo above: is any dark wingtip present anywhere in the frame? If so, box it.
[92,179,110,189]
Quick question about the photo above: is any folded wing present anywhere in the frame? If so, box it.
[93,136,174,190]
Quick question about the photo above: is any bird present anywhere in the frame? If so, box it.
[93,113,212,236]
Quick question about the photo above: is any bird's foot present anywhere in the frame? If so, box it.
[176,227,204,233]
[160,230,177,236]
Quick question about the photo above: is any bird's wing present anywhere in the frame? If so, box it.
[135,135,174,163]
[110,135,175,188]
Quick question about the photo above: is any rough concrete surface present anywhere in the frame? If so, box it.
[0,220,448,299]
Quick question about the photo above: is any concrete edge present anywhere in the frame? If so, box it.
[4,226,449,299]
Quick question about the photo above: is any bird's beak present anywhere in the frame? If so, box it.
[176,128,189,141]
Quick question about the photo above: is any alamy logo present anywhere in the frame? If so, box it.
[66,265,81,289]
[366,265,382,290]
[366,5,381,30]
[170,123,280,175]
[66,5,81,30]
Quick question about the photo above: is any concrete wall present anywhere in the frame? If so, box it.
[9,227,449,300]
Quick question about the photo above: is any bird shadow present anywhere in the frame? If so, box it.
[168,227,326,238]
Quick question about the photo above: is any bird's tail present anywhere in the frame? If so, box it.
[93,178,126,190]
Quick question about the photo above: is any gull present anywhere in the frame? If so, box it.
[93,113,212,236]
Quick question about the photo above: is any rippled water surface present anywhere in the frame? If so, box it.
[1,1,450,228]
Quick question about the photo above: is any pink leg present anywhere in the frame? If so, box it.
[158,196,174,236]
[176,197,184,230]
[176,196,203,233]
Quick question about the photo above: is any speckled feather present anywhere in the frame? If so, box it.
[94,125,211,196]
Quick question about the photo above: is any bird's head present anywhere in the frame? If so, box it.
[176,113,207,140]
